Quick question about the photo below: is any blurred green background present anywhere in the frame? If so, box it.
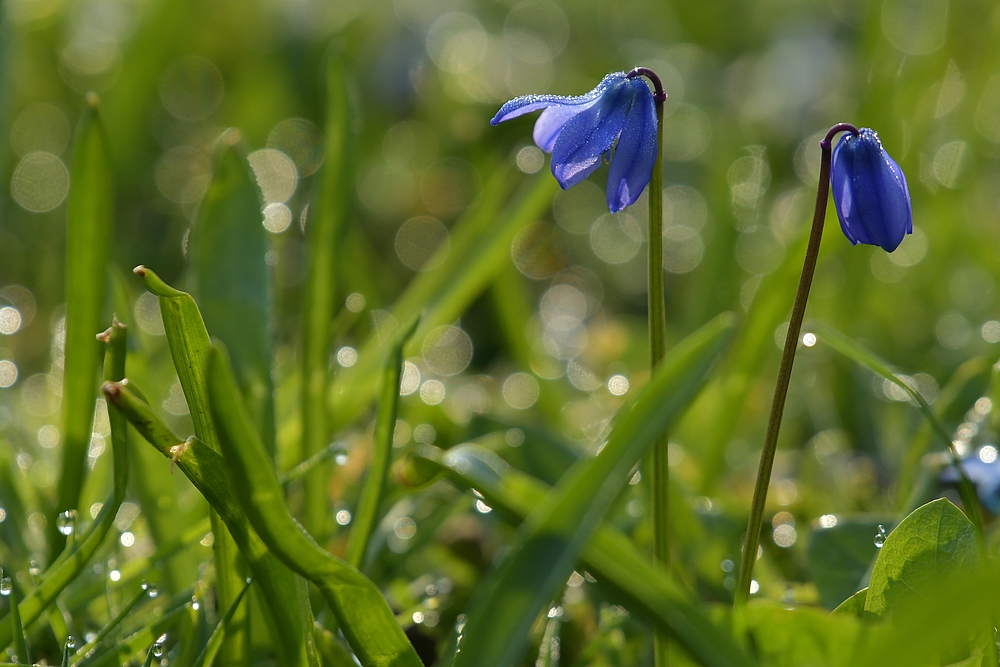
[1,0,1000,662]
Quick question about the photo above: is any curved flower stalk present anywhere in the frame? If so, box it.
[491,71,660,212]
[735,124,915,608]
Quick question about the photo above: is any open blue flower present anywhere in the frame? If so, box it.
[830,128,912,253]
[491,72,658,213]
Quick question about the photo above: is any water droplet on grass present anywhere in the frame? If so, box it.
[875,524,888,548]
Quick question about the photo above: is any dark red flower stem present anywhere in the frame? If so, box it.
[626,67,667,103]
[734,122,859,609]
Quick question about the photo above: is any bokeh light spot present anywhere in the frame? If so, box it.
[395,216,450,271]
[11,152,70,212]
[160,56,224,121]
[502,372,539,409]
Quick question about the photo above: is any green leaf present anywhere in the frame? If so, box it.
[408,443,754,667]
[832,588,867,618]
[57,95,115,535]
[745,602,864,667]
[204,342,423,667]
[453,313,736,667]
[189,133,275,454]
[811,321,985,538]
[807,516,890,609]
[0,320,128,655]
[347,316,419,569]
[101,380,313,667]
[191,579,252,667]
[330,172,557,430]
[300,56,352,537]
[865,498,979,618]
[134,265,249,666]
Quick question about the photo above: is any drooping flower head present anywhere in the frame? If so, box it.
[830,128,912,253]
[491,71,659,213]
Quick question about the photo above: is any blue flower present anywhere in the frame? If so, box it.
[830,128,912,253]
[491,72,658,213]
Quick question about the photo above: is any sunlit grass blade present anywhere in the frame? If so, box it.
[191,579,252,667]
[0,320,128,654]
[300,57,352,538]
[313,625,356,667]
[809,321,984,537]
[330,172,556,430]
[102,380,313,667]
[71,587,148,666]
[205,343,423,667]
[57,93,115,545]
[189,133,276,454]
[452,313,736,667]
[135,264,253,663]
[84,604,185,667]
[346,316,419,569]
[404,444,754,667]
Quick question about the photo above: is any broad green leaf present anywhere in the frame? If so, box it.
[205,343,423,667]
[189,134,275,454]
[57,95,115,536]
[347,316,419,569]
[330,172,556,430]
[0,321,128,655]
[453,313,736,667]
[101,380,312,667]
[865,498,978,617]
[807,516,890,609]
[300,56,352,537]
[745,602,864,667]
[406,443,754,667]
[832,588,867,618]
[811,322,985,537]
[134,265,248,666]
[191,580,252,667]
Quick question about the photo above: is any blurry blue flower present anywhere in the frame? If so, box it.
[830,128,912,253]
[940,451,1000,514]
[491,72,658,213]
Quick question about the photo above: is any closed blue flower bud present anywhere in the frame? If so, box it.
[491,72,658,213]
[830,128,912,253]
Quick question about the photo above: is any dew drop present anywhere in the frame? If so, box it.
[28,560,41,577]
[0,576,12,596]
[57,509,77,536]
[142,580,159,598]
[874,524,888,548]
[66,635,77,649]
[153,633,167,657]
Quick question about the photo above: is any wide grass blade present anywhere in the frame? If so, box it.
[0,320,128,654]
[57,94,115,541]
[330,172,557,430]
[205,343,423,667]
[191,579,252,667]
[346,316,419,569]
[452,312,736,667]
[101,380,313,667]
[809,321,985,536]
[134,265,249,665]
[189,133,276,454]
[405,443,755,667]
[300,57,352,537]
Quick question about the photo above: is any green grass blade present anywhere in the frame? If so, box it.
[191,579,252,667]
[134,265,249,666]
[300,57,352,538]
[809,321,985,537]
[346,316,419,569]
[71,587,148,666]
[330,173,556,430]
[0,320,129,654]
[190,134,276,455]
[408,444,754,667]
[8,590,27,665]
[314,626,357,667]
[204,343,423,667]
[87,606,185,667]
[57,94,115,543]
[452,312,735,667]
[101,380,312,667]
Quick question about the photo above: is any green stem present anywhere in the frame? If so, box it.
[629,66,669,667]
[734,123,859,608]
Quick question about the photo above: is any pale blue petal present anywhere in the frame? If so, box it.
[550,80,632,190]
[533,101,598,153]
[606,80,657,213]
[490,72,626,126]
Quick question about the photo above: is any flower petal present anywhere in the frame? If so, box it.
[606,79,657,212]
[532,101,598,153]
[549,79,632,190]
[831,137,867,245]
[490,72,626,126]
